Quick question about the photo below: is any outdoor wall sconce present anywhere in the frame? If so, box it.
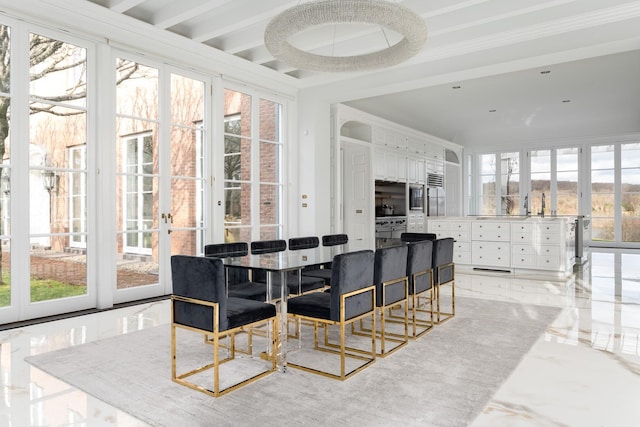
[42,169,57,193]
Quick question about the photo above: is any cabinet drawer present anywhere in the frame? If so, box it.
[538,233,560,244]
[512,222,534,234]
[429,222,449,232]
[454,251,471,264]
[538,223,561,234]
[512,244,536,256]
[454,241,470,252]
[537,255,560,268]
[450,222,470,233]
[472,241,510,267]
[451,231,470,241]
[538,245,560,257]
[472,222,510,241]
[512,232,533,244]
[512,254,537,268]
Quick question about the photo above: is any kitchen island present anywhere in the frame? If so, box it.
[427,216,577,278]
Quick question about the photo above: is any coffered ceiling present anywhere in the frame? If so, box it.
[7,0,640,145]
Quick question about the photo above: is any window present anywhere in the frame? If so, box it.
[69,146,86,248]
[621,142,640,242]
[223,89,284,242]
[591,144,614,242]
[478,154,496,215]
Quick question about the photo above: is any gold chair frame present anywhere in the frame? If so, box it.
[353,276,409,356]
[435,262,455,324]
[287,285,376,381]
[388,267,434,338]
[171,295,278,397]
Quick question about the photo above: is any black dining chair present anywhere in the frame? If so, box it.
[252,238,325,295]
[433,237,455,324]
[301,233,348,286]
[405,239,435,337]
[204,242,278,302]
[359,245,409,356]
[287,249,376,380]
[400,232,437,242]
[170,255,278,397]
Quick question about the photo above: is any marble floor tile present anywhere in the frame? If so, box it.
[0,248,638,426]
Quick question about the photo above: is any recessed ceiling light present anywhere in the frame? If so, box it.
[452,85,461,89]
[562,99,571,103]
[489,109,497,113]
[540,70,551,74]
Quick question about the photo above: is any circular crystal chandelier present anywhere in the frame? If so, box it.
[264,0,427,72]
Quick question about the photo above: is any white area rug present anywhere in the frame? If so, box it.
[25,297,560,427]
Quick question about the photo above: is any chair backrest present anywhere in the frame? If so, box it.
[251,239,287,254]
[406,240,433,295]
[373,245,408,306]
[204,242,248,258]
[204,242,250,284]
[171,255,228,332]
[288,236,320,250]
[400,232,437,243]
[322,234,348,247]
[330,250,374,321]
[432,238,454,285]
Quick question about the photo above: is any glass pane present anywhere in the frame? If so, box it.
[557,171,578,215]
[116,121,158,176]
[592,170,614,192]
[0,25,9,95]
[621,142,640,169]
[171,126,204,178]
[622,168,640,187]
[592,193,615,219]
[169,229,204,257]
[29,33,87,108]
[0,237,9,308]
[260,226,280,241]
[170,74,204,127]
[30,107,86,158]
[29,238,87,303]
[530,150,551,173]
[500,153,518,215]
[225,182,250,227]
[224,226,251,244]
[259,141,280,184]
[591,217,614,242]
[259,98,281,143]
[170,177,204,229]
[480,175,496,215]
[224,89,251,135]
[224,135,250,181]
[591,144,614,170]
[116,59,158,120]
[260,184,280,226]
[479,154,495,175]
[557,147,578,171]
[115,234,159,290]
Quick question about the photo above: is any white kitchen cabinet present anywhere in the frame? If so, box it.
[407,213,425,232]
[428,217,575,278]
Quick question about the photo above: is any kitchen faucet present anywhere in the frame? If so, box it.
[539,193,546,217]
[524,195,530,216]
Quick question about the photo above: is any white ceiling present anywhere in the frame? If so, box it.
[25,0,640,146]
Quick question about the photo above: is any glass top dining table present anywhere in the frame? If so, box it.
[220,245,348,369]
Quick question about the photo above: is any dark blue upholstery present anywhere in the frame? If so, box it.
[204,242,275,301]
[400,232,437,243]
[171,255,228,332]
[171,256,276,333]
[251,239,287,254]
[433,238,454,285]
[288,236,320,250]
[288,250,374,322]
[407,240,433,295]
[373,245,408,307]
[322,234,348,246]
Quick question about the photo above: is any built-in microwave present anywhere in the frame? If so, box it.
[409,184,424,211]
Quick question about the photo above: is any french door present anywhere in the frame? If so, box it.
[113,56,208,303]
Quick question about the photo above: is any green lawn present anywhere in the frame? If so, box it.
[0,275,86,306]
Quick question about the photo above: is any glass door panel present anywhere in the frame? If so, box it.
[621,142,640,243]
[169,73,205,257]
[591,145,615,242]
[28,33,89,306]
